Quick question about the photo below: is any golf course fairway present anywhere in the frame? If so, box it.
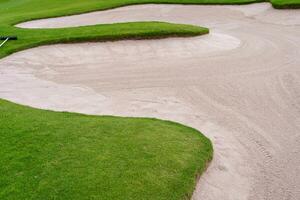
[0,99,212,200]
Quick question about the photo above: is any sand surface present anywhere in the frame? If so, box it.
[2,3,300,200]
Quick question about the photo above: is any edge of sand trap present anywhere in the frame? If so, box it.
[0,33,240,111]
[0,32,240,115]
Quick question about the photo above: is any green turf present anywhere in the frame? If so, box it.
[271,0,300,8]
[0,99,213,200]
[0,21,209,59]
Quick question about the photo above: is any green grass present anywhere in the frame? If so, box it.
[0,21,209,59]
[271,0,300,8]
[0,99,213,200]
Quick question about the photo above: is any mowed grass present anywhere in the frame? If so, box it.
[0,99,213,200]
[271,0,300,8]
[0,22,209,59]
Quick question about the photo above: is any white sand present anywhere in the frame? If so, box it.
[2,3,300,200]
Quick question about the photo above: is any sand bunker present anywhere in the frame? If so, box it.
[2,3,300,200]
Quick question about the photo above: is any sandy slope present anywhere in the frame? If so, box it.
[2,3,300,200]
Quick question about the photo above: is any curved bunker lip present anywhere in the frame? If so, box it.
[3,3,300,200]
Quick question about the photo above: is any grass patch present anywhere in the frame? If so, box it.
[0,21,209,59]
[270,0,300,8]
[0,99,213,200]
